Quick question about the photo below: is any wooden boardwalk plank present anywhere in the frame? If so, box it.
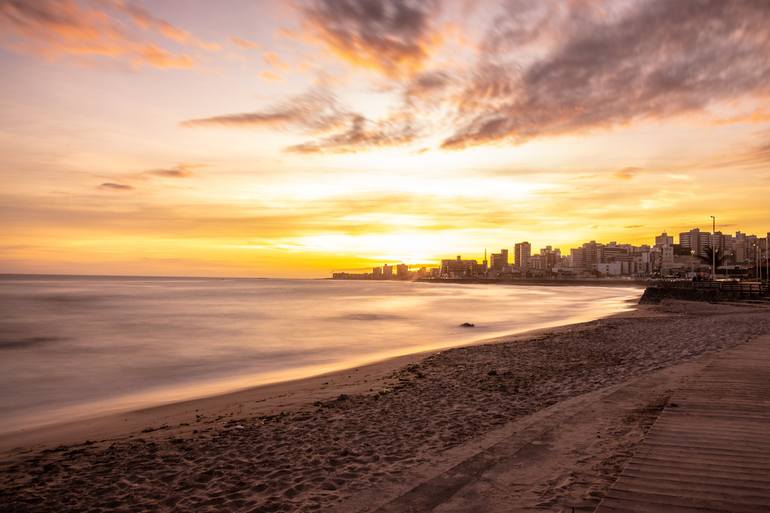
[595,335,770,513]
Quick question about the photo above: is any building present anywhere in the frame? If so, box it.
[396,263,409,280]
[440,255,482,279]
[654,232,674,247]
[581,241,602,270]
[679,228,709,257]
[596,262,623,276]
[599,243,629,263]
[539,246,561,273]
[662,245,674,264]
[514,242,531,274]
[331,272,372,280]
[382,264,393,280]
[489,249,509,271]
[569,247,585,270]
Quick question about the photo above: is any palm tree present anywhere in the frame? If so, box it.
[697,246,728,276]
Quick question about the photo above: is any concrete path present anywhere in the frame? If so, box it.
[595,335,770,513]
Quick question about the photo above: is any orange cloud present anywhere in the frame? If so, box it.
[613,167,642,180]
[262,51,290,71]
[231,36,259,50]
[258,70,283,82]
[0,0,205,69]
[714,108,770,126]
[108,0,219,51]
[136,44,193,69]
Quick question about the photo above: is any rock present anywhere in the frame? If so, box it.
[460,322,475,327]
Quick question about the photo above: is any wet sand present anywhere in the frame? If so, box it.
[2,300,770,512]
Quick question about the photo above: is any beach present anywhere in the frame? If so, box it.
[2,299,770,512]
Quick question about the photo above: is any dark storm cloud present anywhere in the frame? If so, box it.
[442,0,770,149]
[300,0,439,77]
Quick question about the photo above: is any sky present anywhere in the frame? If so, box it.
[1,0,769,278]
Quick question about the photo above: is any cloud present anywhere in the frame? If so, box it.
[182,69,449,152]
[181,88,354,131]
[714,108,770,126]
[613,167,642,180]
[403,69,453,105]
[98,182,133,191]
[181,0,770,155]
[442,0,770,149]
[107,0,219,51]
[231,36,259,50]
[286,113,417,153]
[0,0,209,69]
[142,163,200,178]
[262,51,290,71]
[299,0,441,78]
[258,70,283,82]
[183,83,422,153]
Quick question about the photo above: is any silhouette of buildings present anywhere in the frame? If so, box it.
[514,242,531,274]
[331,225,769,281]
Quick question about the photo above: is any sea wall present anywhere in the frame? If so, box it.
[640,284,766,304]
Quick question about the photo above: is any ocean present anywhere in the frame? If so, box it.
[0,275,641,434]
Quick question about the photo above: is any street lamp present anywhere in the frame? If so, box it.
[710,216,716,280]
[753,242,758,281]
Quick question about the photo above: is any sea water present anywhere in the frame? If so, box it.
[0,276,641,433]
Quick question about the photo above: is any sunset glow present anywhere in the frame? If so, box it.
[2,0,770,277]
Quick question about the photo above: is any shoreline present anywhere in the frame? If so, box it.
[0,302,641,455]
[4,300,769,512]
[0,290,641,452]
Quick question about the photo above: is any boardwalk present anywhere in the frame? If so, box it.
[595,335,770,513]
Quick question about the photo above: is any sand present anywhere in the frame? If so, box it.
[2,299,770,512]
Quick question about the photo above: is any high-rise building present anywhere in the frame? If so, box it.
[514,242,531,273]
[599,244,628,263]
[539,246,561,272]
[581,240,602,269]
[655,232,674,247]
[679,228,709,257]
[396,263,409,280]
[490,249,509,271]
[383,264,393,280]
[735,231,748,262]
[570,248,585,269]
[372,267,383,280]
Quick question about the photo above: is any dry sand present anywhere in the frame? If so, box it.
[2,299,770,512]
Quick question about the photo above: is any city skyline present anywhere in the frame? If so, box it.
[331,223,770,276]
[2,1,770,278]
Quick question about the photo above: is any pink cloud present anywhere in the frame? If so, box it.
[0,0,211,69]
